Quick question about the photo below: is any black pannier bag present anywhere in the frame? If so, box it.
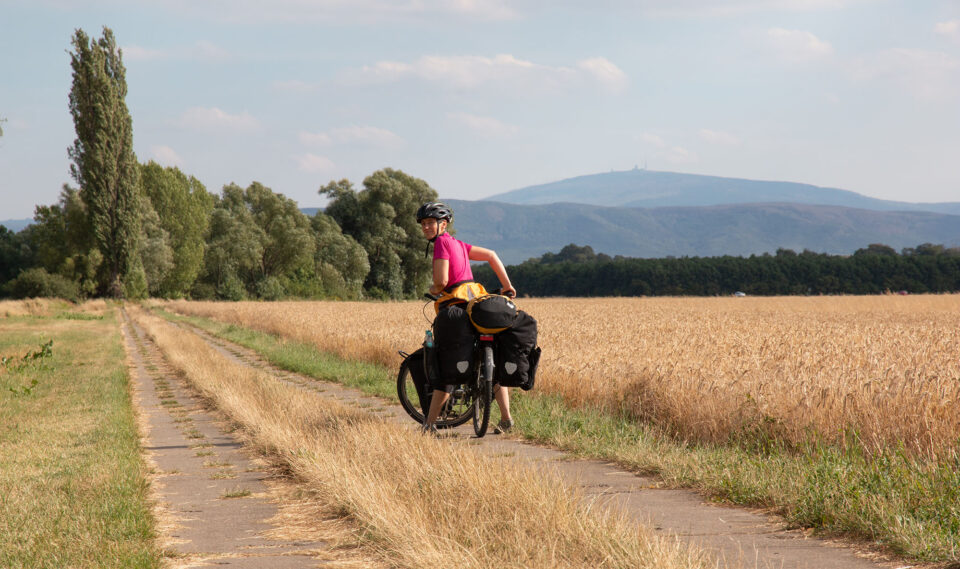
[494,310,540,391]
[434,304,476,384]
[403,348,432,415]
[467,294,519,334]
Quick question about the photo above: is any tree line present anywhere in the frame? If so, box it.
[0,27,438,302]
[0,164,439,302]
[472,243,960,297]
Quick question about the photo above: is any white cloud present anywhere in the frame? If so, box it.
[299,131,334,146]
[628,0,878,17]
[577,57,628,93]
[361,54,543,89]
[699,129,741,146]
[192,40,231,61]
[443,0,518,20]
[636,132,697,164]
[297,153,336,173]
[662,145,698,164]
[122,41,230,62]
[151,145,184,167]
[935,20,960,43]
[643,144,698,165]
[174,107,259,132]
[355,53,625,94]
[760,0,864,9]
[766,28,834,62]
[638,132,667,148]
[299,126,405,148]
[447,112,519,137]
[331,125,406,147]
[122,45,166,61]
[853,48,960,101]
[156,0,520,24]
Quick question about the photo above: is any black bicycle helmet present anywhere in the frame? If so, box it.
[416,202,453,223]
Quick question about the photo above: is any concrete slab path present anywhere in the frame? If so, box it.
[122,312,337,568]
[136,312,908,569]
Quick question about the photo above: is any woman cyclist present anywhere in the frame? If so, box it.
[417,201,516,434]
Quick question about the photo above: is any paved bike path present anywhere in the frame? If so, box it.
[122,312,342,568]
[174,319,902,569]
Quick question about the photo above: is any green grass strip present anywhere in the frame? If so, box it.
[156,309,393,398]
[155,307,960,564]
[0,311,161,569]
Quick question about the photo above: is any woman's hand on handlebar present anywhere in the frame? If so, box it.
[501,285,517,298]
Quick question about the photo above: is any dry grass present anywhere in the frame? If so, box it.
[163,295,960,458]
[0,298,60,317]
[130,305,710,569]
[0,298,110,318]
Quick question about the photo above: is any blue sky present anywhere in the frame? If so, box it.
[2,0,959,220]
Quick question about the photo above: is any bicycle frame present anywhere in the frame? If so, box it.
[472,334,496,437]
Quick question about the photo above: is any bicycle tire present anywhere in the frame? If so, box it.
[472,345,494,437]
[396,357,473,428]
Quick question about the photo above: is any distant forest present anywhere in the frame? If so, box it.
[473,243,960,297]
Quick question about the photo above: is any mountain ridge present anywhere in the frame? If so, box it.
[7,170,959,267]
[484,168,960,215]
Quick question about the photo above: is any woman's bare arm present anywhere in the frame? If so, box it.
[469,246,516,297]
[431,258,449,295]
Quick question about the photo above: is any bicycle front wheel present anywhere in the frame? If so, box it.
[472,345,494,437]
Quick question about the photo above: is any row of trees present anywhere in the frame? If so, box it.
[0,165,441,302]
[473,243,960,297]
[0,27,439,302]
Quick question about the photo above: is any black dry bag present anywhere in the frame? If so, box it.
[494,310,539,391]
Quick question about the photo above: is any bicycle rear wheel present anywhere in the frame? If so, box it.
[472,345,494,437]
[396,357,473,428]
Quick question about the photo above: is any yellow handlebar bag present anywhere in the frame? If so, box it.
[434,281,488,314]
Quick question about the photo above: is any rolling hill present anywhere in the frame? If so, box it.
[485,168,960,215]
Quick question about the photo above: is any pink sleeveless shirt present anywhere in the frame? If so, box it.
[433,232,473,285]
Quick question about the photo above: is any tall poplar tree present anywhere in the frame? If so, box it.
[68,27,140,297]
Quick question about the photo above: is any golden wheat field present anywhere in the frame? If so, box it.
[163,295,960,458]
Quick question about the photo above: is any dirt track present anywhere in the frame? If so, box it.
[122,311,902,569]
